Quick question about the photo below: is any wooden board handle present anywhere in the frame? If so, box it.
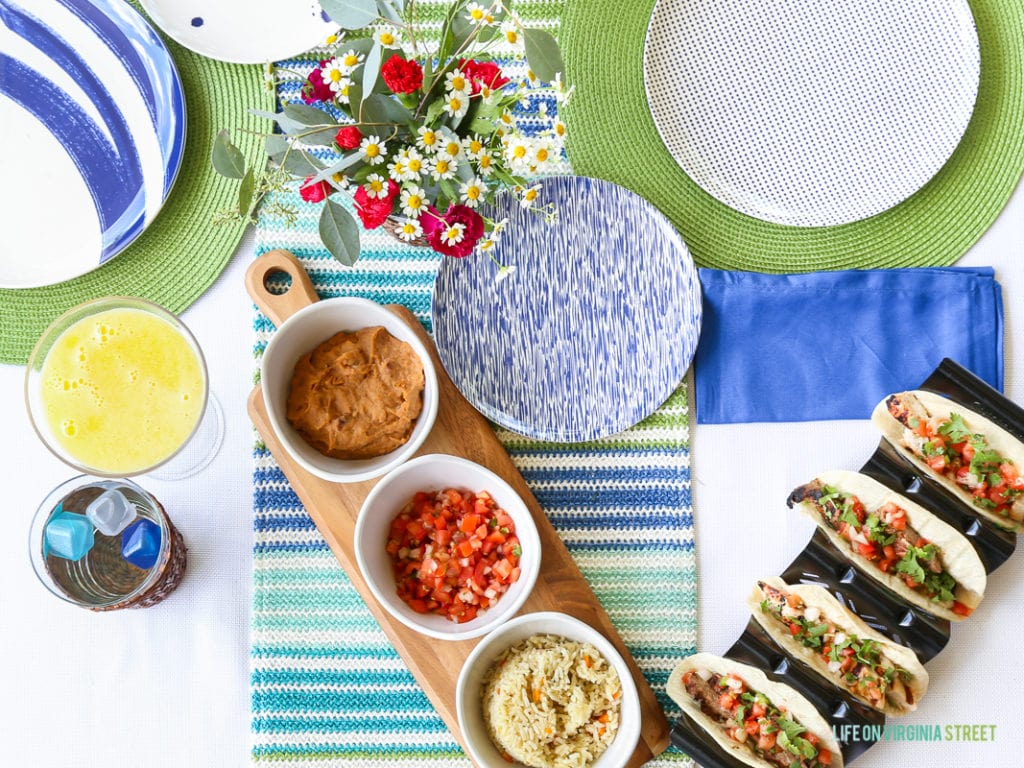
[245,249,321,327]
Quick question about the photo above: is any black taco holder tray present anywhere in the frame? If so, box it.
[671,359,1023,767]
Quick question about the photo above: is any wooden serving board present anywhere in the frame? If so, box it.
[245,250,670,767]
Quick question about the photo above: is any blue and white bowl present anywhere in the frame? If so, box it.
[0,0,186,287]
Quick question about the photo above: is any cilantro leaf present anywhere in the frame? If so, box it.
[938,413,971,443]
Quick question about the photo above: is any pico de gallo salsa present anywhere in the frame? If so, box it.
[792,482,972,617]
[386,488,522,623]
[681,669,836,768]
[887,393,1024,525]
[757,581,914,712]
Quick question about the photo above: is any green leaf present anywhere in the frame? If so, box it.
[469,117,496,135]
[360,93,412,126]
[238,167,255,216]
[319,199,362,266]
[283,102,337,127]
[212,130,246,179]
[523,28,564,82]
[425,97,447,126]
[320,0,377,30]
[362,41,382,98]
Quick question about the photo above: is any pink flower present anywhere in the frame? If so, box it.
[299,176,333,203]
[424,204,485,257]
[353,179,399,229]
[301,60,335,103]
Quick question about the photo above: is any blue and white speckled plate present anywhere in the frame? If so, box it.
[431,176,702,443]
[0,0,186,288]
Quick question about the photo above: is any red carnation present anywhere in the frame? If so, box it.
[301,60,334,104]
[299,176,334,203]
[381,55,423,94]
[353,179,399,229]
[335,125,363,150]
[458,59,510,94]
[425,204,485,257]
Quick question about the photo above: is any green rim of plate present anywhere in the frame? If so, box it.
[562,0,1024,273]
[0,7,273,365]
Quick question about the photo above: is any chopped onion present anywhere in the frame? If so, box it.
[804,606,821,622]
[833,632,847,645]
[827,660,842,674]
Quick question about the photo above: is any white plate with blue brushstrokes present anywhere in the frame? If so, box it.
[0,0,185,288]
[140,0,337,65]
[431,176,702,443]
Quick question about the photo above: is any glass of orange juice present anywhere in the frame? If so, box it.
[25,297,223,479]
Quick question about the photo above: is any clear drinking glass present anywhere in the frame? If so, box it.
[25,297,223,480]
[29,476,187,610]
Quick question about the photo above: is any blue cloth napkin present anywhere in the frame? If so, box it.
[694,267,1004,424]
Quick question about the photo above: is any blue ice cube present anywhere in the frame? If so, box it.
[121,519,162,570]
[86,489,137,536]
[44,512,95,561]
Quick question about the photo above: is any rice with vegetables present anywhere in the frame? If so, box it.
[481,634,622,768]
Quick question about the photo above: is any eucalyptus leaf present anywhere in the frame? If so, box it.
[361,93,413,126]
[212,130,246,179]
[523,28,563,82]
[339,37,376,57]
[265,134,290,161]
[238,167,255,215]
[250,109,307,136]
[375,0,402,24]
[309,151,365,184]
[301,126,344,146]
[362,41,382,98]
[283,102,337,127]
[319,199,362,266]
[280,150,327,176]
[348,83,365,116]
[320,0,377,30]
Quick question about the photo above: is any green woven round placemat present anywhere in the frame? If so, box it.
[562,0,1024,273]
[0,16,273,365]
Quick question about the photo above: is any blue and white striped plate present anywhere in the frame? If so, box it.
[431,175,702,443]
[0,0,185,288]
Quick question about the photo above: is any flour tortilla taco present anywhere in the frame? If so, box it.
[872,390,1024,532]
[668,653,842,768]
[787,470,986,622]
[748,577,928,715]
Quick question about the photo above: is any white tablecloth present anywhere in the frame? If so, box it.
[2,182,1022,766]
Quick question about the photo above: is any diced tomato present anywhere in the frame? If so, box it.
[718,693,737,711]
[785,593,802,609]
[926,455,947,472]
[914,419,931,438]
[789,623,801,637]
[857,541,877,559]
[751,703,766,719]
[757,732,776,751]
[889,508,907,530]
[819,749,833,766]
[962,442,976,462]
[387,488,523,623]
[806,732,820,747]
[882,544,897,562]
[744,719,760,737]
[952,601,973,617]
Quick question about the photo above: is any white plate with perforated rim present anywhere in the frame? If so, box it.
[643,0,980,228]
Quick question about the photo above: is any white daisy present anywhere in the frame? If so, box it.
[503,137,531,171]
[440,222,466,247]
[498,110,516,129]
[476,150,495,176]
[416,126,439,153]
[337,49,364,74]
[531,139,557,169]
[359,135,387,165]
[491,217,509,238]
[364,174,388,199]
[402,148,426,179]
[524,68,540,87]
[373,25,400,47]
[465,2,490,24]
[443,92,469,120]
[551,118,567,141]
[495,264,517,283]
[387,157,408,182]
[320,59,351,92]
[445,69,471,95]
[518,184,541,209]
[397,220,423,242]
[462,135,487,159]
[333,78,353,104]
[459,177,487,208]
[429,156,458,180]
[500,20,522,47]
[439,135,463,160]
[400,185,427,218]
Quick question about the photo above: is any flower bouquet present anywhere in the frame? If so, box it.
[212,0,569,266]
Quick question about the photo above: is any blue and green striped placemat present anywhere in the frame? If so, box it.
[251,2,697,764]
